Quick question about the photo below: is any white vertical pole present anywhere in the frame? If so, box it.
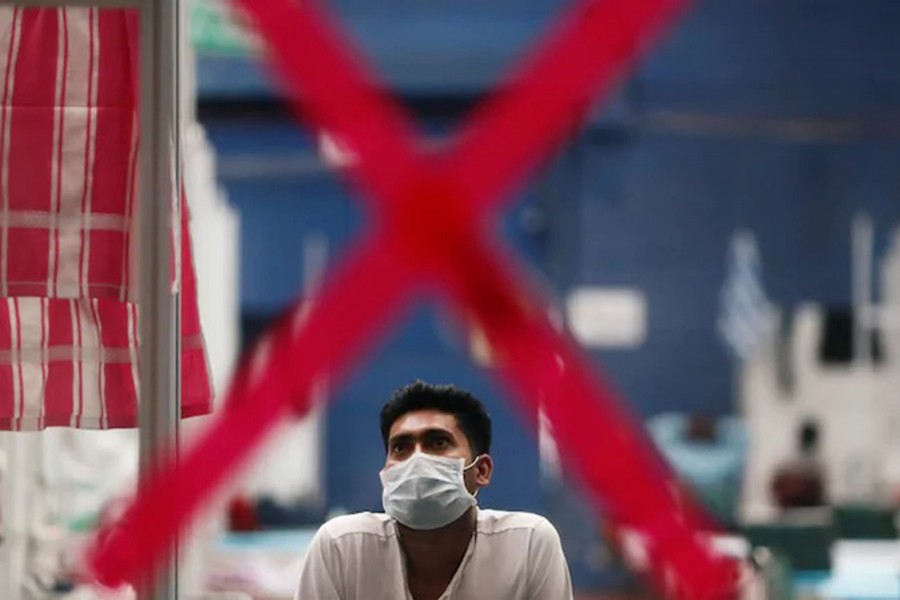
[0,432,30,600]
[304,233,328,509]
[852,213,874,367]
[137,0,181,598]
[850,213,878,503]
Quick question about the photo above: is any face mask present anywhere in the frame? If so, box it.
[380,452,481,530]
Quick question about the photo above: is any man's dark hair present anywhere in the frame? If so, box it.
[380,381,492,456]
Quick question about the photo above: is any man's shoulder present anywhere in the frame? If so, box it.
[316,512,396,542]
[477,510,568,574]
[476,509,557,536]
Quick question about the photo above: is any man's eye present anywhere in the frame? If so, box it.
[391,443,408,454]
[433,438,449,448]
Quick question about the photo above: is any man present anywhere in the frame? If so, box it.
[294,381,573,599]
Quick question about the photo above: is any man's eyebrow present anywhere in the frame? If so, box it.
[388,433,414,446]
[388,427,455,444]
[422,428,454,438]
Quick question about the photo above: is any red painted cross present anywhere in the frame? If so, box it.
[89,1,740,597]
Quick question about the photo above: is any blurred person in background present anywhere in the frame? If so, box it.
[294,381,573,600]
[771,419,826,509]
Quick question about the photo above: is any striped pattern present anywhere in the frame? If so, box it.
[0,8,211,430]
[717,230,773,360]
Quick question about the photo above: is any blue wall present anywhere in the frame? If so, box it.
[199,0,900,588]
[568,0,900,417]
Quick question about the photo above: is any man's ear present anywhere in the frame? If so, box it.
[473,454,493,488]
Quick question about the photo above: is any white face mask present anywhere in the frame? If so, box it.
[380,452,481,530]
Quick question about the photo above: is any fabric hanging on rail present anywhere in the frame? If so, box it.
[0,8,212,430]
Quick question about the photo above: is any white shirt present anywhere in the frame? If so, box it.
[294,509,574,600]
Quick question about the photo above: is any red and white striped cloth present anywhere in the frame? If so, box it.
[0,8,212,430]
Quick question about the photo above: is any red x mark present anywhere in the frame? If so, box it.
[89,0,740,597]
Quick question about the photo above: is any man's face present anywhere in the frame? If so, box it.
[384,409,474,468]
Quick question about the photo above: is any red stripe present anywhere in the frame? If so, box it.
[94,299,130,351]
[6,229,50,294]
[121,7,139,298]
[179,199,212,412]
[87,297,104,426]
[103,368,136,423]
[38,298,47,428]
[44,299,75,423]
[0,9,18,196]
[99,299,139,425]
[74,298,83,428]
[51,9,69,296]
[104,301,140,425]
[180,348,210,415]
[0,300,15,424]
[129,302,139,418]
[92,9,134,298]
[12,298,24,430]
[118,10,140,300]
[88,9,130,215]
[102,361,137,425]
[88,10,137,300]
[120,126,137,301]
[0,8,18,187]
[0,9,17,305]
[6,9,58,292]
[76,7,94,297]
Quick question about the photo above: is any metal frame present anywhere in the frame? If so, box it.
[0,1,183,599]
[137,0,182,599]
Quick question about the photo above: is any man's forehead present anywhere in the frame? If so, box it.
[388,409,461,438]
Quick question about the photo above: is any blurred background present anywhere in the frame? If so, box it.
[2,0,900,598]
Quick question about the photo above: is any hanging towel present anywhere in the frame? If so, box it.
[0,7,211,430]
